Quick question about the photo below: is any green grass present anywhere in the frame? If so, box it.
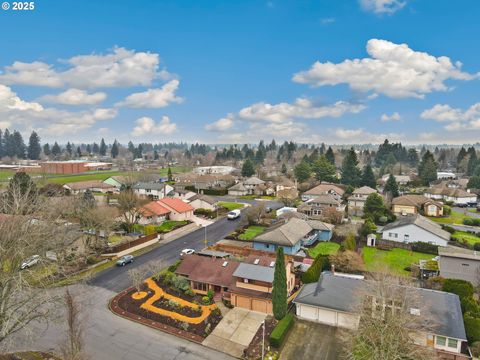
[239,195,257,199]
[308,242,340,258]
[430,211,474,225]
[362,247,433,276]
[239,225,266,240]
[218,201,244,211]
[155,220,189,233]
[452,231,480,245]
[468,208,479,214]
[0,170,15,181]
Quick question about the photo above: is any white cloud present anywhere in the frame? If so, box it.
[39,88,107,105]
[238,98,365,123]
[333,127,404,143]
[293,39,477,98]
[205,116,234,131]
[0,84,43,112]
[117,80,183,108]
[0,47,167,88]
[131,116,177,136]
[380,112,401,122]
[359,0,406,14]
[421,103,480,131]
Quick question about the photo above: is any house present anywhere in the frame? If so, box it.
[347,186,377,216]
[63,180,116,194]
[229,254,296,314]
[380,174,411,185]
[157,197,194,221]
[301,182,345,202]
[274,177,297,193]
[438,246,480,286]
[380,214,450,247]
[172,188,197,201]
[175,173,235,191]
[133,182,174,200]
[175,254,240,298]
[103,176,128,189]
[391,195,444,217]
[252,217,333,254]
[437,171,457,180]
[193,166,236,175]
[298,194,345,220]
[294,272,469,359]
[276,188,299,200]
[188,194,217,211]
[228,182,249,196]
[138,201,170,224]
[424,188,477,206]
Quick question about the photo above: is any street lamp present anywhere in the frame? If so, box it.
[261,319,265,360]
[204,224,208,247]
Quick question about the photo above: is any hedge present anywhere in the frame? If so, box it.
[463,218,480,227]
[464,314,480,343]
[269,314,294,348]
[301,255,330,284]
[442,279,474,300]
[184,186,228,196]
[411,242,438,255]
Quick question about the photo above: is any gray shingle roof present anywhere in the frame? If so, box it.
[254,218,313,246]
[233,263,274,282]
[133,182,167,191]
[229,182,247,191]
[243,176,265,185]
[306,220,335,232]
[294,272,466,340]
[381,214,450,241]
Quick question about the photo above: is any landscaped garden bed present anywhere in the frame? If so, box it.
[111,273,222,341]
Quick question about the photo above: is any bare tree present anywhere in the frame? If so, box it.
[340,273,436,360]
[76,202,118,251]
[117,189,147,233]
[245,203,265,225]
[59,288,86,360]
[128,266,149,294]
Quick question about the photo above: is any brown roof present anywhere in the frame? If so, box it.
[309,194,341,205]
[140,201,170,217]
[175,254,240,287]
[352,186,377,195]
[304,182,345,196]
[157,197,194,213]
[392,195,442,208]
[425,188,473,198]
[244,254,277,267]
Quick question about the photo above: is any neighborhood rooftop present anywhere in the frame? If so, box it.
[232,262,275,283]
[253,217,313,246]
[381,214,451,241]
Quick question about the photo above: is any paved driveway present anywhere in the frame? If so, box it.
[279,320,338,360]
[203,308,266,358]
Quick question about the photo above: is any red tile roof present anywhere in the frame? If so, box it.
[158,197,194,213]
[140,201,170,217]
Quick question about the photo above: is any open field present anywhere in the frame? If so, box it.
[362,247,433,276]
[239,225,266,240]
[452,231,480,245]
[308,242,340,258]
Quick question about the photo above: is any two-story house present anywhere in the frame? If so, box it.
[298,194,346,220]
[133,182,173,200]
[301,182,345,202]
[424,188,477,206]
[294,272,470,359]
[347,186,377,216]
[391,195,444,217]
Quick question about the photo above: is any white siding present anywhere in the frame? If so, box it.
[296,304,359,329]
[382,224,448,247]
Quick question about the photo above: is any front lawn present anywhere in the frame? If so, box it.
[362,247,433,276]
[155,220,189,233]
[430,211,474,225]
[308,242,340,258]
[452,231,480,246]
[239,225,266,240]
[218,201,243,211]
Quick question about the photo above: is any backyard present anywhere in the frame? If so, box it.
[218,201,244,211]
[452,231,480,246]
[430,211,474,225]
[238,225,266,240]
[362,247,433,276]
[308,242,340,258]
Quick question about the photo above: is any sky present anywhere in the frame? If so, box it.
[0,0,480,145]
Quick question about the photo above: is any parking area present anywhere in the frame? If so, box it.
[279,320,339,360]
[202,308,266,358]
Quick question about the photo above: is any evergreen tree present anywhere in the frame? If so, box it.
[325,146,335,165]
[12,131,26,158]
[82,189,96,208]
[407,148,419,167]
[294,160,311,182]
[281,163,287,175]
[301,254,329,284]
[241,158,255,177]
[99,138,107,156]
[92,142,99,154]
[127,141,135,155]
[364,193,393,224]
[153,150,159,160]
[418,150,438,186]
[467,150,478,176]
[361,164,376,189]
[3,129,13,157]
[43,143,51,156]
[86,144,92,154]
[66,142,73,157]
[167,166,173,181]
[76,146,82,158]
[27,131,41,160]
[457,147,467,171]
[272,247,287,320]
[111,140,119,159]
[341,148,362,187]
[384,174,399,198]
[51,142,61,157]
[467,176,480,189]
[313,155,336,182]
[6,172,37,214]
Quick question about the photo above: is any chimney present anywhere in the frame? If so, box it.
[331,264,335,274]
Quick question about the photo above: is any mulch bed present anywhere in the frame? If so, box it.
[244,316,276,359]
[110,278,222,342]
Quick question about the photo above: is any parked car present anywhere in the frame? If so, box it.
[21,255,40,270]
[180,248,195,257]
[227,209,241,220]
[116,255,134,266]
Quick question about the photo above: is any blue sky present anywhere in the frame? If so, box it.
[0,0,479,145]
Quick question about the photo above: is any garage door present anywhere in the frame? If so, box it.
[252,299,268,313]
[298,304,318,320]
[235,296,251,309]
[317,308,337,326]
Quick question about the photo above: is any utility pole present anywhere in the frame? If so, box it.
[204,224,208,247]
[261,320,265,360]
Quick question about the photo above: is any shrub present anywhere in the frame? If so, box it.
[168,260,181,272]
[86,255,98,265]
[463,218,480,227]
[464,314,480,344]
[461,297,480,317]
[403,266,411,272]
[442,225,456,234]
[329,250,365,274]
[471,341,480,358]
[443,205,452,216]
[194,208,216,218]
[185,288,195,297]
[442,279,474,300]
[172,275,190,292]
[211,308,221,317]
[302,255,330,284]
[411,242,438,255]
[359,219,377,237]
[180,322,189,331]
[168,299,179,309]
[144,224,156,235]
[342,233,356,251]
[269,314,294,348]
[202,296,211,305]
[207,289,214,300]
[474,243,480,251]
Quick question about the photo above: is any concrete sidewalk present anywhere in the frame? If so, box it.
[202,308,266,358]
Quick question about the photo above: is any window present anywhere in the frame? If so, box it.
[436,336,446,346]
[192,281,208,292]
[404,234,410,241]
[448,338,458,348]
[462,263,470,267]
